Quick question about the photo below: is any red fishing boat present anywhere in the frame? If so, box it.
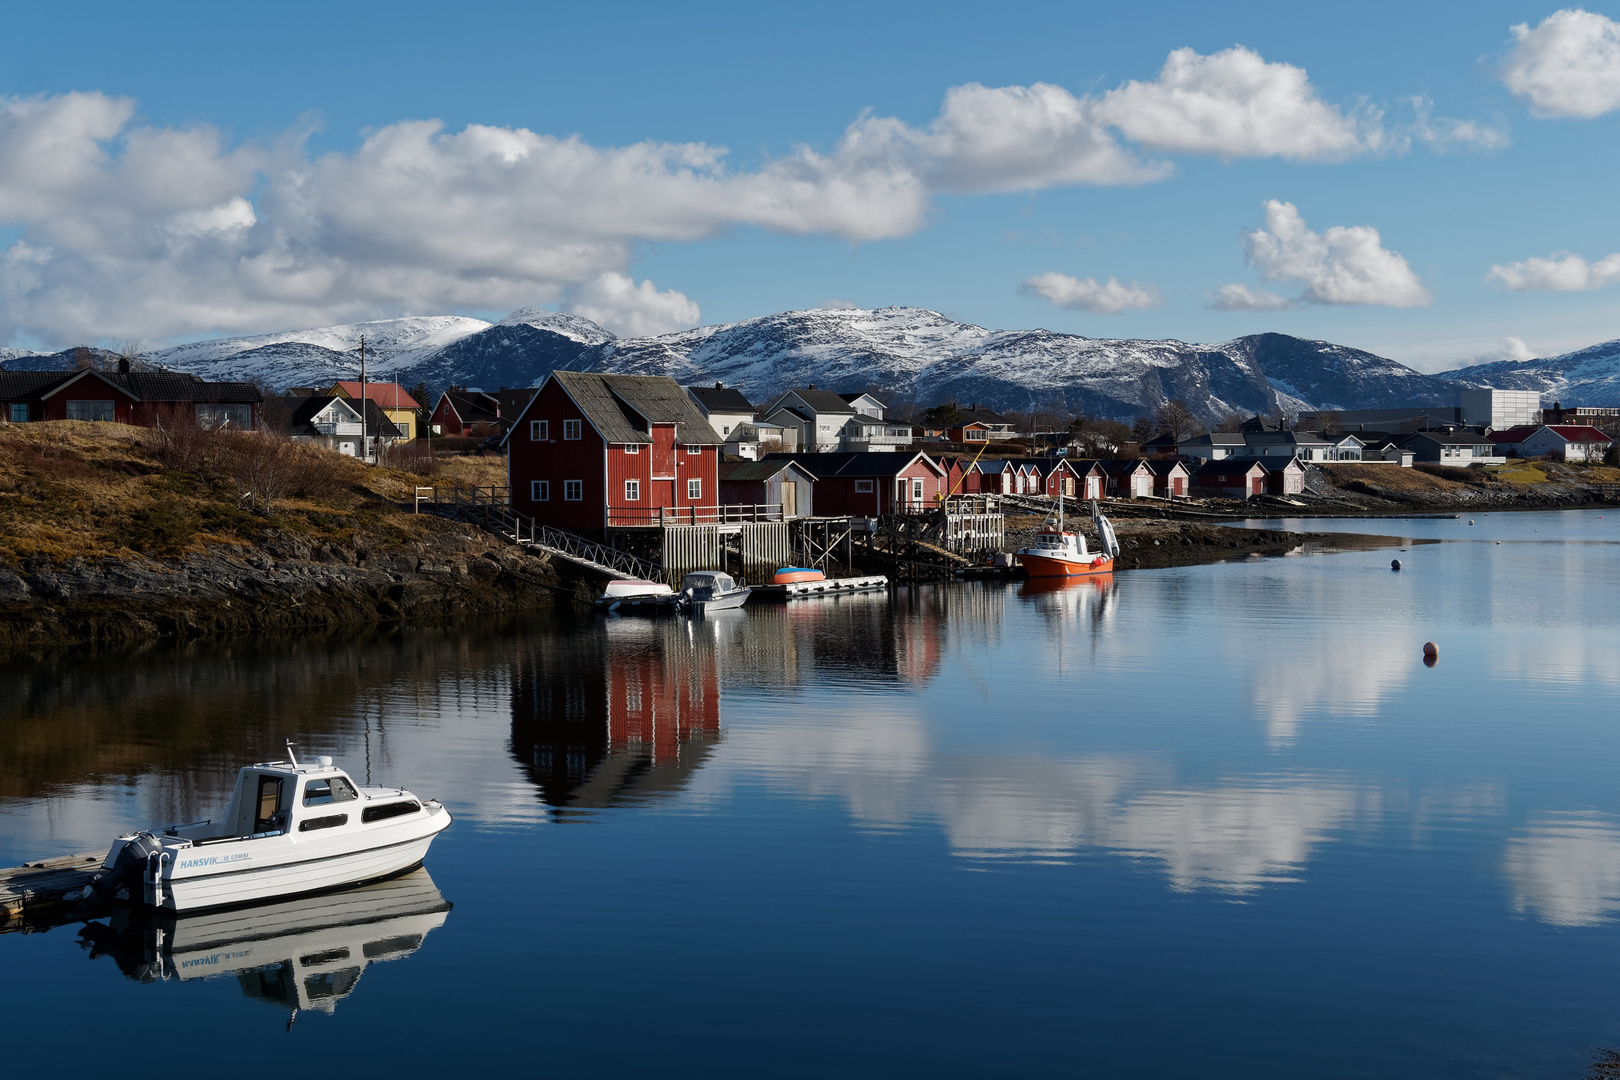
[1015,496,1119,578]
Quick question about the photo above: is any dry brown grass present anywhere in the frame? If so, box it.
[0,421,474,567]
[1319,462,1473,493]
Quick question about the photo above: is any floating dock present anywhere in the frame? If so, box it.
[0,850,105,924]
[754,575,889,600]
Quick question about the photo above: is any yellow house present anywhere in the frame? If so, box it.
[327,382,421,442]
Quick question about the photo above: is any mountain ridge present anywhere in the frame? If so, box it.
[8,305,1611,423]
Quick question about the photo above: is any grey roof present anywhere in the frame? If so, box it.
[765,450,941,478]
[553,371,724,445]
[442,390,499,423]
[956,405,1012,426]
[687,385,755,413]
[1245,430,1331,447]
[719,459,820,483]
[1101,458,1153,475]
[4,368,260,404]
[1147,459,1191,475]
[1182,432,1247,445]
[779,389,856,415]
[1399,429,1491,446]
[1217,456,1302,471]
[1196,458,1271,476]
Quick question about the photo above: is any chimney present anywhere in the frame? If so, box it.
[714,381,722,389]
[807,384,815,391]
[118,357,130,374]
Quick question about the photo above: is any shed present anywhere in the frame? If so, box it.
[719,459,817,518]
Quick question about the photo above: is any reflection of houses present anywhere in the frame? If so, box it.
[509,621,721,813]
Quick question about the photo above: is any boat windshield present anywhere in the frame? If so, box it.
[304,776,359,806]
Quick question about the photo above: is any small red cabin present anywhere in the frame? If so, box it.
[764,451,946,515]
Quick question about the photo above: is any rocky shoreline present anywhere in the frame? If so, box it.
[0,529,564,651]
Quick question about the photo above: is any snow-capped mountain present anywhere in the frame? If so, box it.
[0,303,1522,423]
[1440,339,1620,406]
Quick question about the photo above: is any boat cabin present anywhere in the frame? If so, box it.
[172,758,419,843]
[680,571,739,602]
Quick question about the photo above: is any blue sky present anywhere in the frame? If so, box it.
[3,1,1619,370]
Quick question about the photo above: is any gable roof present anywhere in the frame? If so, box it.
[1540,424,1613,443]
[1100,458,1152,476]
[1488,426,1538,444]
[956,405,1011,426]
[687,384,755,414]
[0,371,75,401]
[289,394,402,437]
[546,371,724,445]
[718,459,820,483]
[775,388,856,415]
[764,450,942,479]
[1196,458,1269,476]
[329,381,420,409]
[27,368,262,404]
[1147,459,1191,476]
[1181,431,1247,445]
[437,389,500,424]
[1399,429,1491,446]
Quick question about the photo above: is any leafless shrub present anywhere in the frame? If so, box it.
[380,438,439,476]
[150,404,217,471]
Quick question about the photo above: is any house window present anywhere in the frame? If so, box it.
[563,419,582,440]
[564,480,582,501]
[625,480,641,501]
[624,443,640,454]
[197,403,252,429]
[687,478,701,500]
[688,443,701,455]
[854,479,874,493]
[8,404,26,422]
[912,479,924,500]
[532,480,550,501]
[530,420,548,441]
[66,400,115,422]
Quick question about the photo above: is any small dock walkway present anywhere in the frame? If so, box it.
[0,851,105,924]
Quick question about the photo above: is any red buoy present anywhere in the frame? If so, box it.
[1423,641,1438,657]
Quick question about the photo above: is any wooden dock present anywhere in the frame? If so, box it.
[754,575,890,600]
[0,850,105,924]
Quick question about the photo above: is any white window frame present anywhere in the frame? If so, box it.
[854,479,873,493]
[687,443,702,456]
[625,480,640,501]
[564,479,582,501]
[687,478,701,500]
[531,480,549,501]
[913,478,924,500]
[563,419,582,440]
[530,419,548,441]
[624,443,639,454]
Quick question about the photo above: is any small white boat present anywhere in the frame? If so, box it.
[71,746,451,913]
[596,578,677,611]
[678,570,752,612]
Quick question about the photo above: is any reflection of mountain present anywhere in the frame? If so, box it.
[1504,813,1620,926]
[78,868,451,1019]
[509,620,721,813]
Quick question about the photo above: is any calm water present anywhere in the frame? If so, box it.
[4,509,1620,1078]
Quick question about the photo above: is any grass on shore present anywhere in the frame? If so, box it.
[0,421,501,567]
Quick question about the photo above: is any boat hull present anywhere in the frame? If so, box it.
[690,588,751,612]
[155,806,452,913]
[1016,552,1114,578]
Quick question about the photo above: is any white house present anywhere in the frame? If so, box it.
[685,384,757,440]
[759,388,909,452]
[288,395,401,461]
[724,419,797,460]
[1519,424,1614,462]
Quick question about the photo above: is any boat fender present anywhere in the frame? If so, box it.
[71,832,164,908]
[1423,641,1438,657]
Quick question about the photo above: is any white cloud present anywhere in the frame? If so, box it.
[1486,250,1620,291]
[1209,283,1298,311]
[1405,96,1511,152]
[1460,335,1538,366]
[1094,46,1381,160]
[1021,272,1164,313]
[1242,200,1430,307]
[564,271,699,337]
[0,45,1476,345]
[1502,9,1620,118]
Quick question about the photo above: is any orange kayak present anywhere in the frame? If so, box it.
[772,567,826,585]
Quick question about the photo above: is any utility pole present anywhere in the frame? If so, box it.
[359,335,368,464]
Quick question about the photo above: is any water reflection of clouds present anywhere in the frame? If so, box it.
[1504,813,1620,927]
[702,707,1368,893]
[1245,633,1418,747]
[1492,637,1620,691]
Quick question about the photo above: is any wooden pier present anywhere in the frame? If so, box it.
[0,850,105,924]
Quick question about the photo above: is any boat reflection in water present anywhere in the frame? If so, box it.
[1018,572,1116,622]
[77,868,451,1022]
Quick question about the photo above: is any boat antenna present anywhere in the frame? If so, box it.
[284,739,299,766]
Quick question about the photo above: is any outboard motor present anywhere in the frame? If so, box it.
[69,832,165,910]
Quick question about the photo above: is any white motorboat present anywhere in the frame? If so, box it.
[80,867,451,1018]
[678,570,752,612]
[71,745,451,913]
[596,578,678,611]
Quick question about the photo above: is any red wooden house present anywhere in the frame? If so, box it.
[505,372,724,531]
[765,451,947,515]
[1,367,260,428]
[1195,458,1268,499]
[1102,459,1155,498]
[430,388,501,436]
[1149,459,1192,498]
